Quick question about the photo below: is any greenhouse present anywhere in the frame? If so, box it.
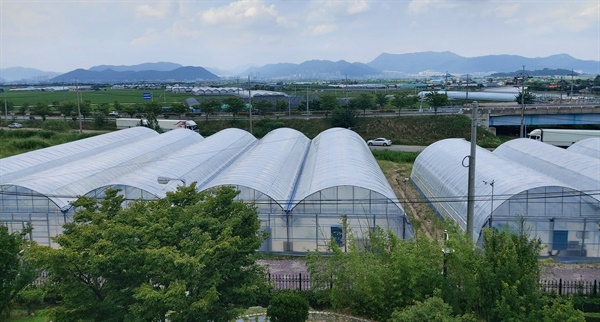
[1,127,412,252]
[567,137,600,159]
[411,138,600,258]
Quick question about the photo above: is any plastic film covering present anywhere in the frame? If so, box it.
[410,139,593,241]
[203,128,310,207]
[567,138,600,159]
[90,128,255,199]
[0,127,157,184]
[494,138,600,202]
[6,129,202,209]
[293,128,399,205]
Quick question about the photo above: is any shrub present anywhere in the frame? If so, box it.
[267,290,309,322]
[41,119,71,132]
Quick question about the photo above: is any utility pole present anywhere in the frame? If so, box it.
[519,65,526,138]
[306,85,309,120]
[77,80,82,134]
[570,69,574,103]
[466,101,478,242]
[248,75,252,134]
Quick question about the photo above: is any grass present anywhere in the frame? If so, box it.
[0,129,100,158]
[1,89,192,106]
[6,308,48,322]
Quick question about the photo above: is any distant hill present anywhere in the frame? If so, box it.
[0,67,61,83]
[50,66,220,83]
[89,62,183,72]
[3,52,599,84]
[490,68,579,77]
[367,52,599,75]
[243,60,381,79]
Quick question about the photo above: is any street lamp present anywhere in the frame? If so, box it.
[157,176,186,187]
[483,179,495,229]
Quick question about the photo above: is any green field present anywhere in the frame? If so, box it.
[1,88,192,106]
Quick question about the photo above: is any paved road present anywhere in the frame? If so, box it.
[369,145,427,152]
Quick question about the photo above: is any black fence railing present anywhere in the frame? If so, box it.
[540,279,599,296]
[31,273,600,296]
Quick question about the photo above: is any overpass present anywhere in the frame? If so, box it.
[469,103,600,128]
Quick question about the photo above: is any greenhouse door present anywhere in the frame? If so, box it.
[552,230,568,252]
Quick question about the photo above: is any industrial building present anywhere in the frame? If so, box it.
[0,127,413,252]
[411,138,600,258]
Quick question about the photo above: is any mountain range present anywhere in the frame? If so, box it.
[1,52,598,83]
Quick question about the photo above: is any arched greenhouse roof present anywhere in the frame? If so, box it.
[91,128,255,198]
[202,128,310,207]
[0,127,157,184]
[411,138,586,240]
[292,128,401,210]
[567,138,600,159]
[4,129,202,210]
[494,138,600,201]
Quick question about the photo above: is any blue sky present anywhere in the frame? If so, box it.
[1,0,599,73]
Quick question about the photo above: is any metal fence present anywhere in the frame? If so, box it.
[540,279,599,295]
[32,273,600,296]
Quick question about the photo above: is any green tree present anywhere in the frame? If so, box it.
[425,92,449,114]
[79,100,92,119]
[374,92,388,109]
[223,97,245,120]
[200,99,221,121]
[0,225,38,320]
[308,225,444,321]
[97,102,110,116]
[19,102,29,115]
[267,291,309,322]
[274,100,288,114]
[350,93,374,116]
[143,101,162,116]
[390,295,461,322]
[330,107,357,129]
[31,185,270,322]
[319,93,339,117]
[515,90,537,104]
[123,103,139,118]
[57,102,75,120]
[392,92,418,114]
[477,222,543,322]
[113,100,122,113]
[253,100,274,115]
[32,102,50,121]
[170,103,189,117]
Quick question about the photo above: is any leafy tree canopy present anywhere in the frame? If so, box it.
[0,225,39,320]
[31,185,270,322]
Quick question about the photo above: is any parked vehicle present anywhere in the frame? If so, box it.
[367,138,392,146]
[527,129,600,147]
[7,122,23,128]
[115,118,198,132]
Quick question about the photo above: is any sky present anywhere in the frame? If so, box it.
[1,0,599,73]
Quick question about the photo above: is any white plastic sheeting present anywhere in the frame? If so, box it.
[494,138,600,202]
[567,138,600,159]
[0,127,157,184]
[412,138,600,257]
[5,128,202,210]
[1,127,410,251]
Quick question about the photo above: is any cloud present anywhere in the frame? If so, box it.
[200,0,280,28]
[313,24,337,35]
[135,2,172,19]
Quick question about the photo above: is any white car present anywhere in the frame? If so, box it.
[8,122,23,128]
[367,138,392,146]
